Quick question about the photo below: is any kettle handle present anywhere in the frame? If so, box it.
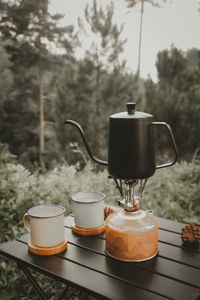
[151,122,178,169]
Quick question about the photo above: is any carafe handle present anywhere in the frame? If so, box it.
[151,122,178,169]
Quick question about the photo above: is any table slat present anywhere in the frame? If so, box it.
[0,240,167,300]
[18,226,200,281]
[159,230,200,253]
[64,229,200,288]
[63,227,200,269]
[17,232,200,299]
[58,243,199,300]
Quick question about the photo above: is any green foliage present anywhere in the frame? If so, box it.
[1,0,199,171]
[54,57,95,166]
[142,157,200,224]
[145,46,200,159]
[0,144,37,244]
[82,0,126,68]
[0,0,75,171]
[0,41,15,107]
[77,0,127,158]
[55,56,143,165]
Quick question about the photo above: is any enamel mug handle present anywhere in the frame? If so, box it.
[23,213,30,232]
[151,122,178,169]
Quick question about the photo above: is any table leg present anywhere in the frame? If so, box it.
[18,263,48,300]
[17,263,70,300]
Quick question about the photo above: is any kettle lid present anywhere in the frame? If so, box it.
[110,103,153,119]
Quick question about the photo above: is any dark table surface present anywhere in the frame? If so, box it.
[0,213,200,300]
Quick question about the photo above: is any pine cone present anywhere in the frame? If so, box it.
[104,206,115,220]
[181,224,200,243]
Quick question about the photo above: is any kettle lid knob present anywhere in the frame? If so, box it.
[126,102,136,114]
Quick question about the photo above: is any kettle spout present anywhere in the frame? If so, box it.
[64,120,108,166]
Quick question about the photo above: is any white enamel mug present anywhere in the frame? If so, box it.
[72,192,105,228]
[23,204,65,247]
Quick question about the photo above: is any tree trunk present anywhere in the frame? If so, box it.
[95,65,100,159]
[39,64,45,174]
[137,0,144,77]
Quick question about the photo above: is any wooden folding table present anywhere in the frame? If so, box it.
[0,214,200,299]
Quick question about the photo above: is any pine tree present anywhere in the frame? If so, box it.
[78,0,126,159]
[145,47,200,158]
[55,57,96,166]
[125,0,170,77]
[0,0,74,172]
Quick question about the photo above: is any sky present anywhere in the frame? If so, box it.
[49,0,200,82]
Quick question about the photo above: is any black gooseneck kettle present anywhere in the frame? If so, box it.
[64,103,178,180]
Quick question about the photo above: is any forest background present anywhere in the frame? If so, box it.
[0,0,200,299]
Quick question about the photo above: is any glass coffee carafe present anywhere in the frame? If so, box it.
[105,203,158,262]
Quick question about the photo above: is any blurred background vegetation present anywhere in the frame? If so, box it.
[0,0,200,299]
